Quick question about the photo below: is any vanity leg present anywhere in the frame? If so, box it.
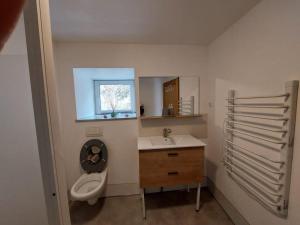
[141,188,146,219]
[196,183,201,212]
[187,185,190,192]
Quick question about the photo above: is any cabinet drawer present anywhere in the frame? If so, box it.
[139,147,204,188]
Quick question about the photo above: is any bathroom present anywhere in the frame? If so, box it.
[1,1,300,225]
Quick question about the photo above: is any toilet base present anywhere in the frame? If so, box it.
[88,198,98,205]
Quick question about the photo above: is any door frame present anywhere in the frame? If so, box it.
[23,0,71,224]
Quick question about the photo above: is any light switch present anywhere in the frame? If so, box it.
[85,127,103,137]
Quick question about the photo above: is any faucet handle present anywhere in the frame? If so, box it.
[163,128,172,137]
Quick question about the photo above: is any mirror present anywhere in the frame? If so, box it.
[139,76,200,117]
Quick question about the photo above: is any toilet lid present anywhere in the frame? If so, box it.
[80,139,108,173]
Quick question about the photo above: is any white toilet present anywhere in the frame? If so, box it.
[71,168,107,205]
[70,139,108,205]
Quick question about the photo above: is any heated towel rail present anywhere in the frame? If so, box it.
[223,80,298,217]
[178,96,194,115]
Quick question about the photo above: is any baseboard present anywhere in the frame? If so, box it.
[207,178,249,225]
[145,177,207,193]
[104,178,207,197]
[145,184,197,193]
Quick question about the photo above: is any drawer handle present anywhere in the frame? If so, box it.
[168,171,179,176]
[168,153,178,157]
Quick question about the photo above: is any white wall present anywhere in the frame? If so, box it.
[73,73,95,118]
[0,17,49,225]
[207,0,300,224]
[53,43,208,195]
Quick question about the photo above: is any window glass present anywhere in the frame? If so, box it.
[94,80,135,114]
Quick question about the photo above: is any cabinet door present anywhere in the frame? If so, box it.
[163,77,179,115]
[139,147,204,188]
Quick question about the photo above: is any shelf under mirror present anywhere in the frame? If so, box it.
[139,114,203,120]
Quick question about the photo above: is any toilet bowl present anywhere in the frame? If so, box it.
[71,168,107,205]
[71,139,108,205]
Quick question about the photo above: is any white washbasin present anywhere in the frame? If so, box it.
[138,134,206,150]
[150,136,176,146]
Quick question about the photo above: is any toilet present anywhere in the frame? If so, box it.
[71,139,108,205]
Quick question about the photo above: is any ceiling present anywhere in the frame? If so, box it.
[50,0,261,45]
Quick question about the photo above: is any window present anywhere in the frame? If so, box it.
[94,80,136,114]
[73,68,136,120]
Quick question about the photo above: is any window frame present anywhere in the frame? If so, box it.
[94,80,136,115]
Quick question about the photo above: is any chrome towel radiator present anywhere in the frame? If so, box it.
[223,80,298,217]
[178,96,194,115]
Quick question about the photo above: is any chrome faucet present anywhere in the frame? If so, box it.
[163,128,172,138]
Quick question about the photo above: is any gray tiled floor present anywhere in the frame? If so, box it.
[70,188,234,225]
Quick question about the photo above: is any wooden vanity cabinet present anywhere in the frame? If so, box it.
[139,147,204,188]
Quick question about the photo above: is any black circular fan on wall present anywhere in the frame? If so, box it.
[80,139,108,173]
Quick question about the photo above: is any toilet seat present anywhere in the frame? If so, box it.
[71,169,107,201]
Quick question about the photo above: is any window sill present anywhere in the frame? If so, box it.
[76,113,137,122]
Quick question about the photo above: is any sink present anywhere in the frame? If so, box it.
[150,136,175,146]
[138,135,206,150]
